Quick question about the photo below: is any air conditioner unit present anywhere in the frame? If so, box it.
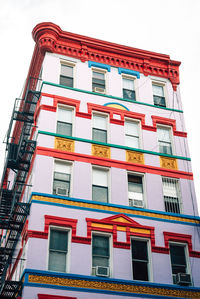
[175,273,191,285]
[96,266,109,277]
[94,87,106,94]
[56,187,68,196]
[129,198,144,208]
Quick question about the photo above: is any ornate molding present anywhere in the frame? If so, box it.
[55,137,74,152]
[126,150,144,164]
[28,273,200,298]
[160,157,178,170]
[92,144,111,159]
[32,23,181,90]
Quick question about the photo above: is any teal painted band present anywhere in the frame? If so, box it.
[38,130,191,161]
[41,81,183,113]
[88,61,111,72]
[118,67,140,78]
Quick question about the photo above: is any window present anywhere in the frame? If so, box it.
[162,178,181,213]
[123,77,135,101]
[170,244,191,284]
[131,239,150,281]
[92,70,106,93]
[128,174,144,208]
[152,84,166,107]
[48,228,68,272]
[125,120,140,148]
[57,106,73,136]
[92,168,108,203]
[60,63,73,87]
[92,114,108,143]
[92,235,110,276]
[157,126,173,155]
[53,161,71,196]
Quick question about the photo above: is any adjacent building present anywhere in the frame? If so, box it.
[0,22,200,299]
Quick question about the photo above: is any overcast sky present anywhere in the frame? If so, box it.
[0,0,200,209]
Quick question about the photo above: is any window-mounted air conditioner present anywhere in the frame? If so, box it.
[56,187,68,196]
[96,266,109,277]
[94,87,106,94]
[175,273,192,285]
[129,198,144,208]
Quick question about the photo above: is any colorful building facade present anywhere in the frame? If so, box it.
[0,22,200,298]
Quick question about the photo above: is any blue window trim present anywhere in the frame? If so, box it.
[118,67,140,79]
[88,61,111,72]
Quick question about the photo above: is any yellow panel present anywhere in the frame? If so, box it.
[126,150,144,164]
[160,156,178,170]
[112,217,132,223]
[106,104,127,110]
[55,137,75,152]
[91,223,113,229]
[130,228,151,234]
[117,226,126,231]
[92,144,111,159]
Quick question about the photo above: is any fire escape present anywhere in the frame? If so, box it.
[0,78,40,298]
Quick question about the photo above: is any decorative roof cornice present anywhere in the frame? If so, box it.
[32,22,181,90]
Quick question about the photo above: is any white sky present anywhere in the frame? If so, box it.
[0,0,200,210]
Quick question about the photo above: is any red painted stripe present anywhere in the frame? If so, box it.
[36,146,193,180]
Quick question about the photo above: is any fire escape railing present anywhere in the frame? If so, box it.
[0,77,41,298]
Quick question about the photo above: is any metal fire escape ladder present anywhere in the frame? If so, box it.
[0,78,41,298]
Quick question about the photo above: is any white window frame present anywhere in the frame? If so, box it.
[92,165,110,203]
[56,104,75,137]
[92,67,107,94]
[92,112,109,143]
[127,172,146,208]
[122,74,138,101]
[52,159,73,197]
[157,125,174,155]
[60,60,76,88]
[169,242,192,285]
[131,237,152,282]
[151,80,168,107]
[91,232,112,277]
[162,177,182,214]
[47,226,71,273]
[124,118,142,149]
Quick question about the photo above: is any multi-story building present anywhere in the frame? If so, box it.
[0,22,200,299]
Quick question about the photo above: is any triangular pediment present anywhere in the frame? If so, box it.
[101,214,143,227]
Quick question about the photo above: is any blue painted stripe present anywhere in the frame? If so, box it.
[31,192,200,222]
[118,67,140,79]
[24,268,200,291]
[104,102,130,111]
[88,61,111,72]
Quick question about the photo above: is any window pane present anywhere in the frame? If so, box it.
[93,169,108,186]
[163,179,178,197]
[159,143,172,155]
[92,129,107,143]
[123,78,134,90]
[93,236,109,256]
[60,76,73,87]
[93,72,105,80]
[93,257,109,267]
[152,84,164,96]
[125,136,139,148]
[125,121,139,136]
[153,95,166,107]
[57,122,72,136]
[53,180,70,195]
[54,162,71,174]
[93,115,107,130]
[158,128,171,142]
[54,172,70,181]
[132,260,149,281]
[170,245,186,266]
[92,186,108,203]
[58,108,72,123]
[49,251,66,272]
[132,240,148,260]
[123,89,135,101]
[61,65,73,77]
[49,230,68,251]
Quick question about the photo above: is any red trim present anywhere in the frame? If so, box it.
[36,146,193,180]
[35,93,187,137]
[38,295,76,299]
[32,22,180,90]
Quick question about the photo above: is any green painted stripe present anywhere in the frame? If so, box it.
[38,130,191,161]
[41,81,183,113]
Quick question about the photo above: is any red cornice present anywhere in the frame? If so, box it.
[32,22,181,90]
